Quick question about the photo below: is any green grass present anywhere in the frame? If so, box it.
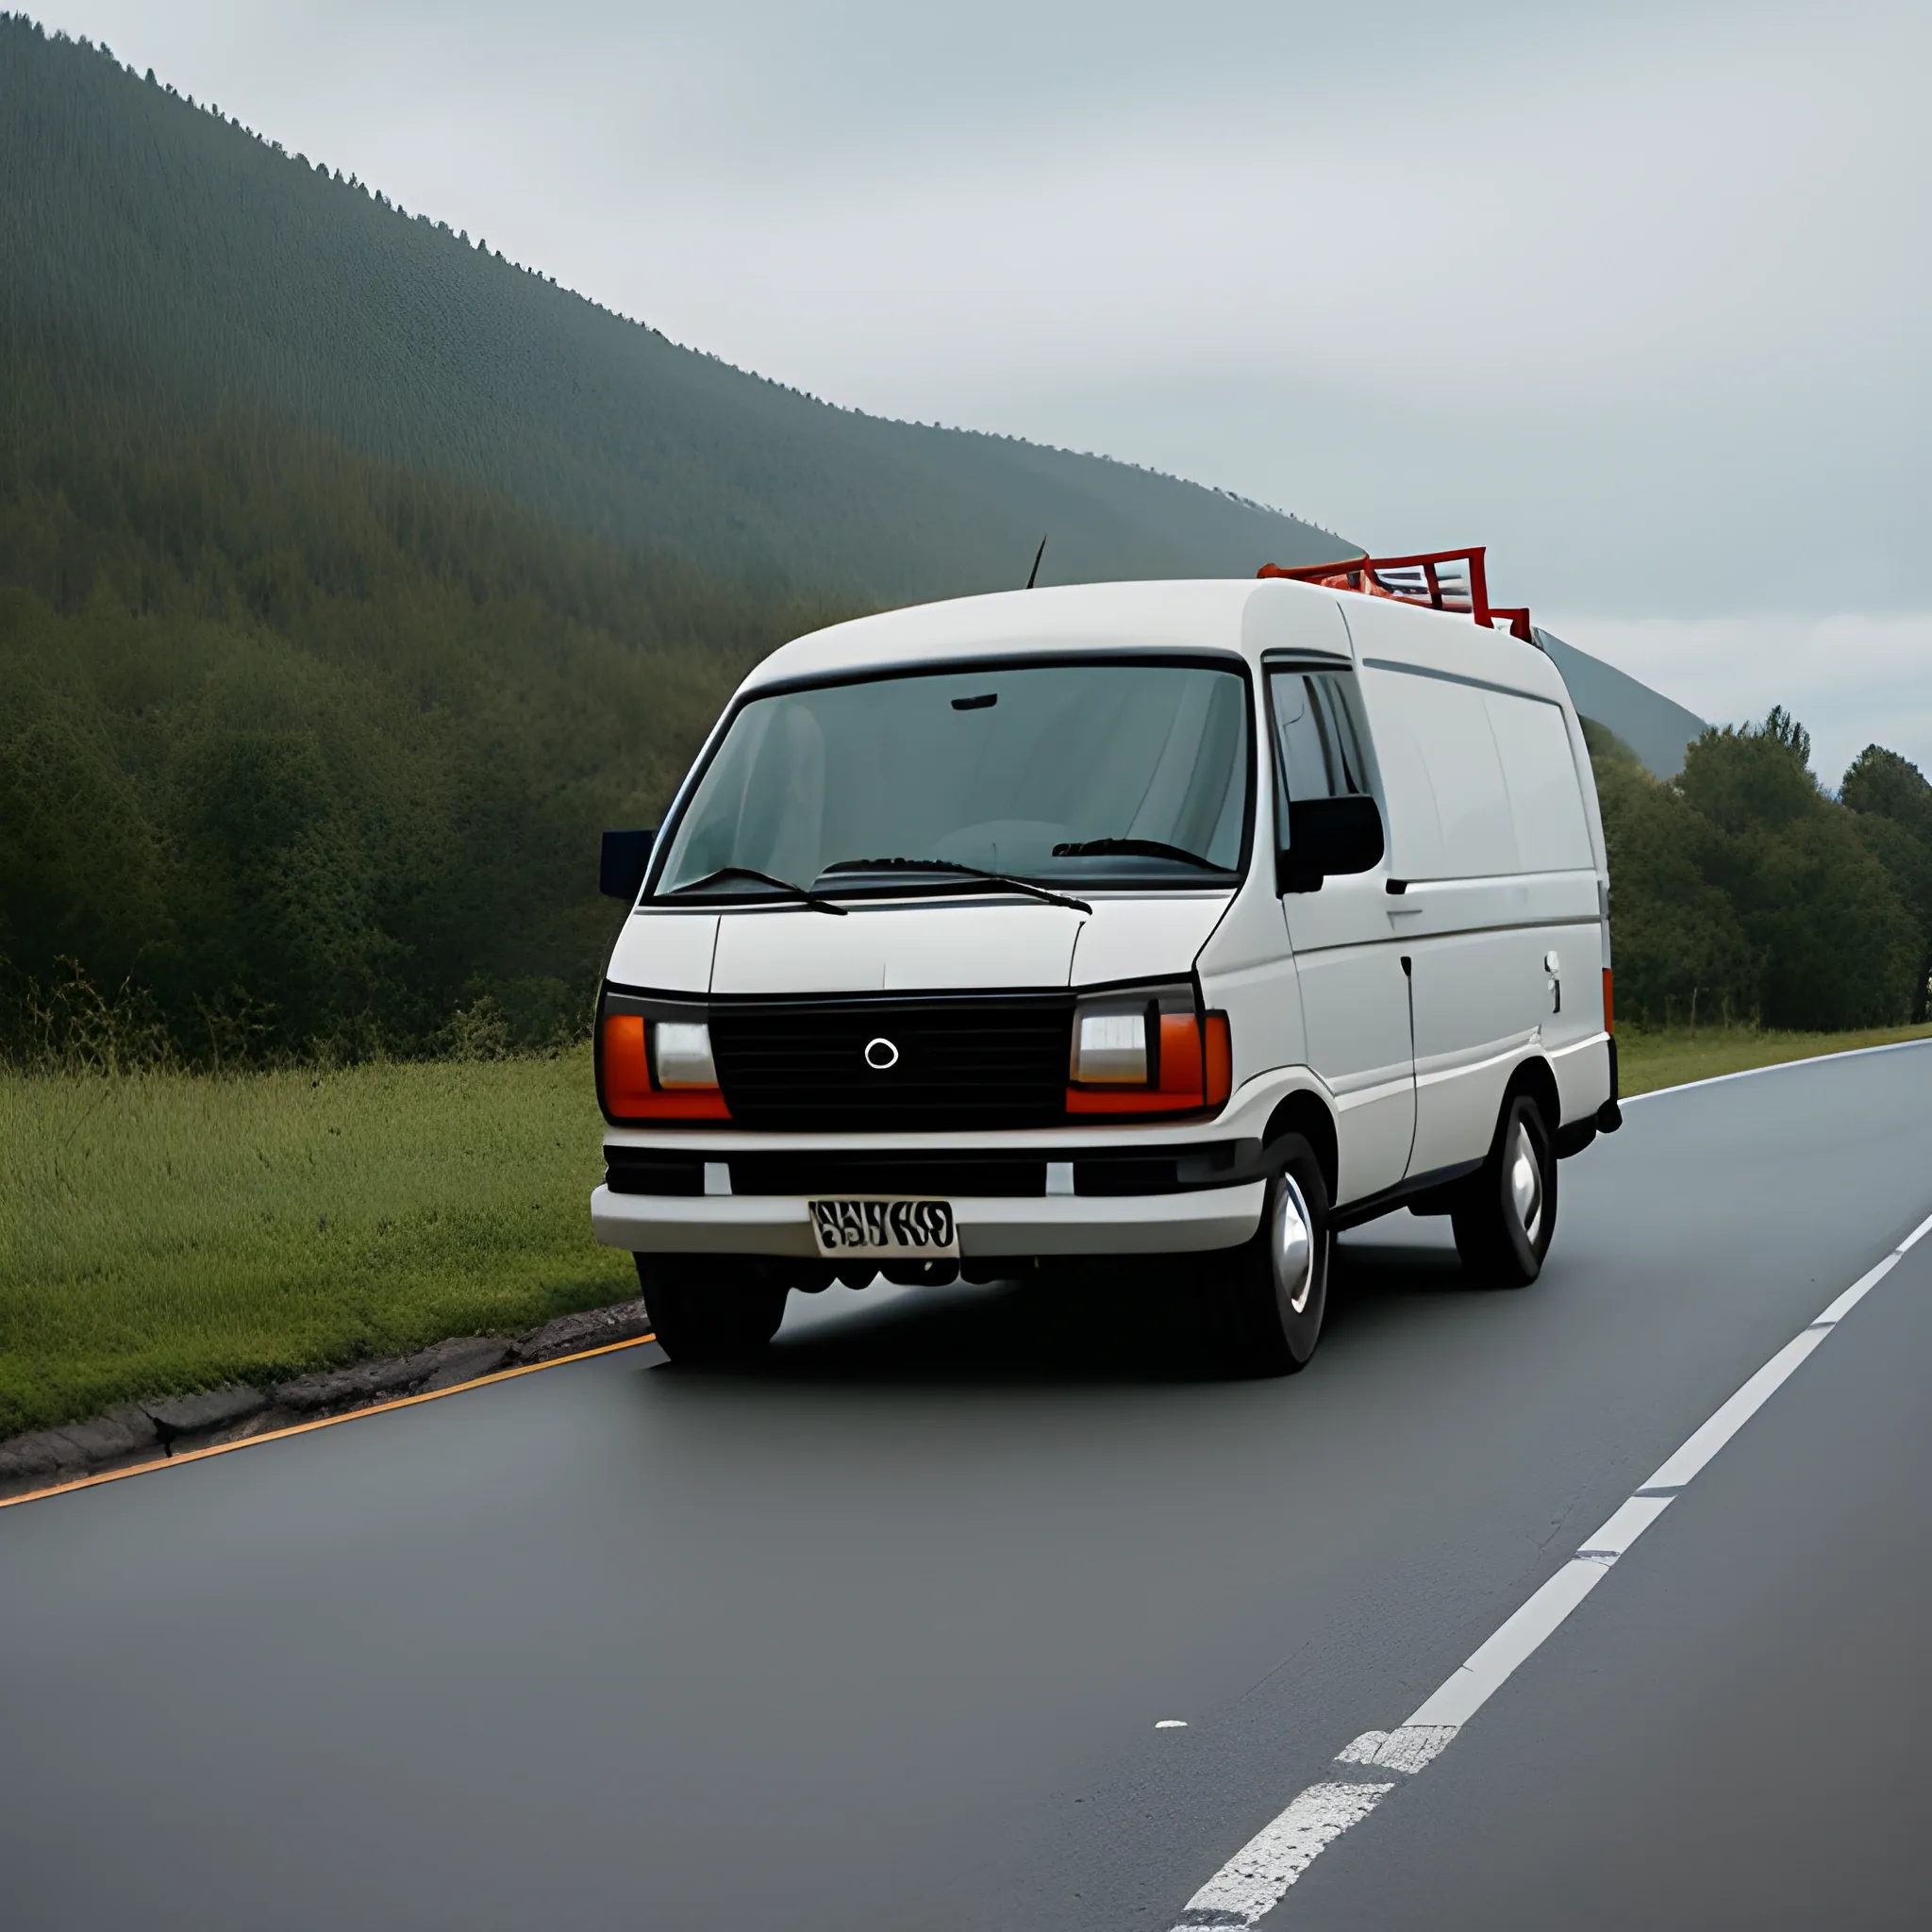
[0,1048,631,1438]
[1616,1020,1932,1097]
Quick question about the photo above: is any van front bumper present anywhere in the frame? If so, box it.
[590,1180,1266,1258]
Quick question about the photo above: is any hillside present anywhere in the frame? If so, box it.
[0,18,1710,759]
[0,398,826,1062]
[11,10,1876,1074]
[0,17,1349,602]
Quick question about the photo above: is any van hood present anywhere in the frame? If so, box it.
[608,893,1233,996]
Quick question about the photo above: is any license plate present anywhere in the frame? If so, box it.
[808,1197,958,1258]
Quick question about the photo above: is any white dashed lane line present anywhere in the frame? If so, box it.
[1167,1205,1932,1931]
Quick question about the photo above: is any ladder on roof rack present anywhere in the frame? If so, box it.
[1257,546,1536,645]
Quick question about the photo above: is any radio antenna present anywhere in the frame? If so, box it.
[1025,535,1047,590]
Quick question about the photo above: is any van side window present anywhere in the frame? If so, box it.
[1268,670,1373,849]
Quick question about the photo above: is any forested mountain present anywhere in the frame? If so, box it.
[6,13,1924,1066]
[0,16,1348,602]
[0,12,1350,1065]
[0,391,834,1062]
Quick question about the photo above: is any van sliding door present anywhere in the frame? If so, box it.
[1268,651,1415,1207]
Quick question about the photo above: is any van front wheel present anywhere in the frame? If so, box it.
[1452,1091,1557,1287]
[636,1255,788,1366]
[1208,1137,1331,1376]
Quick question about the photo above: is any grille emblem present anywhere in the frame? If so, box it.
[864,1037,900,1071]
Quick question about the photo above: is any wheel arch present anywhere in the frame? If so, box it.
[1505,1053,1561,1145]
[1262,1089,1339,1206]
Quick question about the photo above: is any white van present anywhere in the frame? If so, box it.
[591,570,1621,1373]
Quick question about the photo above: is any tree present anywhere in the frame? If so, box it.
[1677,709,1821,837]
[1680,713,1919,1027]
[1592,743,1757,1025]
[1593,709,1924,1031]
[1842,746,1932,1022]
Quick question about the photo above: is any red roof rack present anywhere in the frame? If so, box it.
[1257,545,1536,645]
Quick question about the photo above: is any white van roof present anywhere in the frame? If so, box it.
[747,577,1571,708]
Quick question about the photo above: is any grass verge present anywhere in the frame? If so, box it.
[1615,1020,1932,1097]
[0,1047,630,1438]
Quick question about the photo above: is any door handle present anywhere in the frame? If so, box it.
[1387,904,1424,916]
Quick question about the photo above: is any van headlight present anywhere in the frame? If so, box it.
[1067,984,1232,1116]
[1071,1004,1153,1084]
[652,1020,719,1089]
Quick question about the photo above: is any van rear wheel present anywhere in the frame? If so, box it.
[1207,1136,1331,1376]
[1452,1091,1557,1287]
[636,1255,788,1366]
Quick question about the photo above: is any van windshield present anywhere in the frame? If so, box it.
[654,660,1251,899]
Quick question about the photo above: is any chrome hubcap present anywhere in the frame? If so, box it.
[1273,1176,1316,1315]
[1508,1122,1544,1242]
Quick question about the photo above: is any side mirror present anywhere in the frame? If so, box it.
[600,828,658,901]
[1276,795,1385,893]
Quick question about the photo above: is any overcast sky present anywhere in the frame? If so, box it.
[38,0,1932,784]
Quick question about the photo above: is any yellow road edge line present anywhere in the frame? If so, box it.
[0,1332,658,1513]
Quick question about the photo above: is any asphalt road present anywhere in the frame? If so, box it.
[3,1043,1929,1931]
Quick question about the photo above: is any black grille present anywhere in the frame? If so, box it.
[708,995,1074,1132]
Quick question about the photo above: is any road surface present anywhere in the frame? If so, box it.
[3,1043,1928,1929]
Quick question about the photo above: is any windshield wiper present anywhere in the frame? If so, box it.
[823,857,1091,915]
[1051,837,1229,872]
[663,866,848,915]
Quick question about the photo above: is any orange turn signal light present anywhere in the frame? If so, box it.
[599,1013,731,1122]
[1066,1010,1230,1116]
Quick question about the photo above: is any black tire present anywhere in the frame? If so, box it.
[1452,1089,1557,1287]
[636,1254,789,1366]
[1207,1134,1331,1376]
